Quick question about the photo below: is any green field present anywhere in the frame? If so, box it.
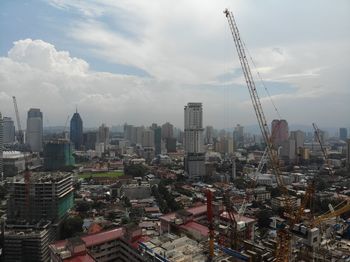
[78,171,124,179]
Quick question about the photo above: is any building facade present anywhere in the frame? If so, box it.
[271,119,289,147]
[340,128,348,141]
[184,103,205,180]
[44,140,75,171]
[70,110,83,150]
[98,124,109,149]
[26,108,43,152]
[3,116,15,144]
[161,122,174,139]
[0,112,3,176]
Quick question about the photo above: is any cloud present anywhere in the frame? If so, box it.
[0,39,238,128]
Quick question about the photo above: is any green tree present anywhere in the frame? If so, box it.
[124,164,148,177]
[76,201,91,213]
[62,216,83,238]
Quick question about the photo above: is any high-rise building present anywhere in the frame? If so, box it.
[135,126,145,145]
[3,117,15,144]
[271,119,289,147]
[340,128,348,141]
[0,113,3,177]
[184,103,205,180]
[70,110,83,150]
[124,124,134,142]
[161,122,174,139]
[204,126,214,145]
[7,172,74,223]
[4,172,74,262]
[26,108,43,152]
[83,131,98,150]
[153,126,162,155]
[346,139,350,171]
[165,137,177,153]
[98,123,110,148]
[290,130,305,158]
[233,124,244,147]
[184,103,203,153]
[43,140,75,171]
[142,128,155,147]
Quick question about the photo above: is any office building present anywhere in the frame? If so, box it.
[347,139,350,170]
[0,113,3,177]
[166,137,177,153]
[204,125,214,145]
[340,128,348,141]
[184,103,205,180]
[233,124,244,147]
[3,116,15,144]
[43,140,75,171]
[70,110,83,150]
[271,119,289,147]
[83,131,98,150]
[135,126,145,145]
[98,123,109,149]
[26,108,43,152]
[142,128,154,148]
[290,130,305,158]
[161,122,174,139]
[124,124,134,142]
[153,126,162,155]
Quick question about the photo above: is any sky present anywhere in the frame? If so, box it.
[0,0,349,130]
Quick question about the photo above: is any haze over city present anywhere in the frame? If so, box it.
[0,0,349,129]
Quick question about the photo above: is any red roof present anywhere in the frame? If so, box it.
[187,205,207,216]
[180,221,208,237]
[82,228,124,247]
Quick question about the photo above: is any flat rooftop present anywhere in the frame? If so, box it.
[11,172,72,184]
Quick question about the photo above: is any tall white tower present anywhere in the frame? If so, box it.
[26,108,43,152]
[184,103,205,180]
[184,103,203,153]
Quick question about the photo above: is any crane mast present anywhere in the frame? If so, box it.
[12,96,24,144]
[224,9,293,261]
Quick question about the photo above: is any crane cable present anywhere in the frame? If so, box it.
[242,40,282,120]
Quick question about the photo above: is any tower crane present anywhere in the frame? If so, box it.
[224,9,306,261]
[312,123,333,176]
[12,96,24,144]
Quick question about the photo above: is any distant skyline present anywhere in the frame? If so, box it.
[0,0,349,129]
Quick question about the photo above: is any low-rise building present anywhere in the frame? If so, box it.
[49,228,145,262]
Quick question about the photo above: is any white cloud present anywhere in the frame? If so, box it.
[1,0,350,129]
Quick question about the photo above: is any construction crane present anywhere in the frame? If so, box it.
[12,96,24,144]
[62,115,70,140]
[312,200,350,227]
[312,123,333,176]
[224,9,303,261]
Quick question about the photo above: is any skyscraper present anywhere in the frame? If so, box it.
[26,108,43,152]
[271,119,289,147]
[340,128,348,141]
[184,103,205,180]
[98,123,110,148]
[233,124,244,147]
[184,103,203,153]
[3,117,15,144]
[204,126,214,145]
[0,113,3,177]
[153,126,162,155]
[70,110,83,150]
[161,122,174,139]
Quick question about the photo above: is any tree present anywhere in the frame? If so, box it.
[61,216,83,238]
[124,164,148,177]
[76,201,91,213]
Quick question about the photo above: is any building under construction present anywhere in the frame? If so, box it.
[4,172,74,262]
[43,140,75,171]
